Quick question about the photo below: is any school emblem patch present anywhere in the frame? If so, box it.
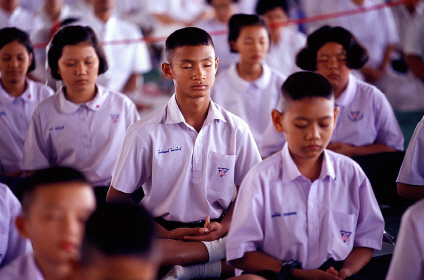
[348,111,363,122]
[110,114,120,123]
[341,230,352,243]
[217,167,229,177]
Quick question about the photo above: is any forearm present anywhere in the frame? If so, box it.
[230,251,283,273]
[340,247,373,276]
[121,73,139,94]
[106,186,135,204]
[405,55,424,81]
[397,182,424,201]
[219,198,236,234]
[350,144,395,157]
[380,45,394,71]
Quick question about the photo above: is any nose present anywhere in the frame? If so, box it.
[61,215,81,239]
[9,56,19,67]
[328,57,338,69]
[76,62,87,75]
[306,123,321,140]
[192,65,205,80]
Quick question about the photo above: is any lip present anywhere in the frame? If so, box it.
[305,144,321,151]
[7,71,20,76]
[76,79,88,84]
[328,73,340,79]
[60,241,77,251]
[192,84,207,90]
[251,55,262,60]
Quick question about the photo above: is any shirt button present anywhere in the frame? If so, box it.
[195,157,200,162]
[83,135,88,138]
[310,203,314,207]
[82,118,86,121]
[312,227,316,231]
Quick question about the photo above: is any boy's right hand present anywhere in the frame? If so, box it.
[168,227,205,240]
[292,268,342,280]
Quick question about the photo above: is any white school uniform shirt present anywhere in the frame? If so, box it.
[0,183,31,268]
[211,63,286,149]
[404,13,424,58]
[197,18,239,73]
[227,143,384,275]
[22,85,140,186]
[111,94,261,223]
[260,74,404,157]
[397,116,424,186]
[0,79,54,174]
[0,7,43,36]
[83,14,152,92]
[0,253,43,280]
[264,26,306,77]
[386,198,424,280]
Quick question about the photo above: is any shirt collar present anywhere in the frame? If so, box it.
[335,74,357,107]
[0,78,37,104]
[280,143,336,183]
[227,62,272,91]
[165,93,226,126]
[55,85,107,114]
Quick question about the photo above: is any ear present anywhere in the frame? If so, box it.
[214,57,219,73]
[333,106,339,126]
[29,53,33,66]
[15,216,29,239]
[230,41,238,53]
[271,109,284,133]
[161,62,173,80]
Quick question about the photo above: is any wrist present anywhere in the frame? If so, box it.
[279,260,301,278]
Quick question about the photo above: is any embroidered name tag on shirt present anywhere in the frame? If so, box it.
[272,212,281,218]
[283,212,297,217]
[158,146,182,154]
[341,230,352,242]
[110,114,120,123]
[49,126,65,131]
[217,167,229,177]
[348,111,363,122]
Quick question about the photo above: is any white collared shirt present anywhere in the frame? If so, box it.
[0,183,31,268]
[0,79,54,173]
[82,14,152,92]
[397,116,424,185]
[386,198,424,280]
[22,85,140,186]
[111,94,261,223]
[0,7,43,35]
[227,143,384,274]
[265,26,306,77]
[260,74,404,157]
[0,253,43,280]
[211,63,286,149]
[404,13,424,58]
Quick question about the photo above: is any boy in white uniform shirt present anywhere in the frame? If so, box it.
[227,72,385,279]
[386,198,424,280]
[0,167,96,280]
[107,27,261,279]
[0,183,31,268]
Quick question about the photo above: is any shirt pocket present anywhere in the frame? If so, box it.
[328,210,356,259]
[207,151,236,193]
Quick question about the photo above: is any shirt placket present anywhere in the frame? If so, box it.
[14,98,28,136]
[80,106,92,151]
[192,129,203,184]
[307,180,320,261]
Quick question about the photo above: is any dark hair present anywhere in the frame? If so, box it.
[48,25,108,80]
[206,0,238,4]
[21,167,90,213]
[0,27,35,73]
[256,0,288,15]
[80,202,157,266]
[280,71,333,111]
[165,27,215,63]
[296,26,368,71]
[228,14,270,53]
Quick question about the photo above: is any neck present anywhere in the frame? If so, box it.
[44,4,61,22]
[236,61,263,81]
[34,255,74,280]
[175,93,209,132]
[291,151,323,182]
[94,10,112,23]
[352,0,365,6]
[333,82,348,99]
[1,79,26,98]
[64,85,97,104]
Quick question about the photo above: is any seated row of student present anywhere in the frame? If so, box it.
[0,0,43,36]
[0,27,54,189]
[0,182,31,269]
[227,72,386,280]
[385,197,424,280]
[77,202,159,280]
[21,25,140,204]
[211,13,286,150]
[107,26,261,279]
[256,0,306,77]
[261,25,404,158]
[0,167,97,280]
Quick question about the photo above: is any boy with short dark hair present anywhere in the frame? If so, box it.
[0,167,96,280]
[78,202,159,280]
[227,72,385,279]
[107,26,261,279]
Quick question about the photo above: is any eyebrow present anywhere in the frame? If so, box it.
[294,116,333,121]
[180,57,214,63]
